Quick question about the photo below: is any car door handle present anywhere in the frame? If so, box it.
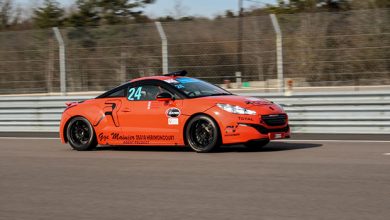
[121,108,131,112]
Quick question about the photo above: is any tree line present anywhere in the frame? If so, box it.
[0,0,388,31]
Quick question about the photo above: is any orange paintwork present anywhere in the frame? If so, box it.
[59,76,290,146]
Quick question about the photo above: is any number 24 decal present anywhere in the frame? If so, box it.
[128,87,142,100]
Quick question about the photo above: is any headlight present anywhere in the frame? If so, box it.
[216,103,257,115]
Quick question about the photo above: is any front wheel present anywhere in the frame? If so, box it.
[66,116,97,151]
[186,115,220,153]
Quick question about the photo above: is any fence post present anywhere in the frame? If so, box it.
[52,27,66,95]
[270,14,284,93]
[155,21,168,75]
[47,38,54,93]
[235,71,242,88]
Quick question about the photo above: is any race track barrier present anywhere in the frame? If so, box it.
[0,92,389,134]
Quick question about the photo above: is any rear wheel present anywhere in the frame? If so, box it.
[66,116,97,151]
[244,139,269,150]
[186,115,220,153]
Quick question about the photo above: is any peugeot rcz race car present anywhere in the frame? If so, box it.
[60,70,290,152]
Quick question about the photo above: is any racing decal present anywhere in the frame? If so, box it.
[166,108,181,117]
[176,78,199,83]
[147,101,151,110]
[225,133,240,137]
[225,125,238,132]
[99,133,174,145]
[104,99,122,127]
[245,97,271,105]
[174,84,185,89]
[164,79,179,84]
[168,117,179,125]
[225,125,240,136]
[128,86,142,100]
[238,116,254,121]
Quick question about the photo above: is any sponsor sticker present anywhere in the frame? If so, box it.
[98,132,175,144]
[176,78,198,83]
[166,108,181,117]
[238,116,253,121]
[225,125,237,133]
[245,97,271,105]
[164,79,179,84]
[168,117,179,125]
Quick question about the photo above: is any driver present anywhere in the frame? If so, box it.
[146,86,161,100]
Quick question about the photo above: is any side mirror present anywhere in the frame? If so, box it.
[156,92,173,101]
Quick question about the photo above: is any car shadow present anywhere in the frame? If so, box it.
[94,141,322,153]
[217,141,322,153]
[95,145,193,152]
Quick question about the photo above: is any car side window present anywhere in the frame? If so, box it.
[107,88,125,97]
[127,85,173,101]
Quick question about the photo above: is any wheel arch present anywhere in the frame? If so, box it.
[62,115,95,143]
[182,113,222,146]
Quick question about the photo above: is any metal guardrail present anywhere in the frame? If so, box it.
[0,93,389,134]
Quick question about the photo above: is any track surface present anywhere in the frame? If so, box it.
[1,137,389,220]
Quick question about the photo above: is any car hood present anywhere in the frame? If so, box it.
[196,95,285,114]
[199,95,272,107]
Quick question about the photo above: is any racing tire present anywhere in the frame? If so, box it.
[66,116,97,151]
[186,115,220,153]
[244,139,270,150]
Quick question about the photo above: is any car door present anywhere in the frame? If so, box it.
[117,82,184,146]
[93,87,127,145]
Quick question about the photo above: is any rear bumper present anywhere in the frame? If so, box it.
[59,112,71,144]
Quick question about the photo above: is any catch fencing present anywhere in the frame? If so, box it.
[0,92,389,134]
[0,9,389,95]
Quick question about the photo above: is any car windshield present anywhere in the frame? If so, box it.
[165,77,231,98]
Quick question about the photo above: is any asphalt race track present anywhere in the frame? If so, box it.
[0,135,389,220]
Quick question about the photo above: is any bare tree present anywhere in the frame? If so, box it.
[173,0,189,19]
[0,0,12,29]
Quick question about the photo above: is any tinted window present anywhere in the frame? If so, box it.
[164,77,231,98]
[107,88,125,97]
[127,85,172,101]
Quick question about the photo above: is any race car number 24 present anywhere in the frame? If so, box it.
[128,87,142,100]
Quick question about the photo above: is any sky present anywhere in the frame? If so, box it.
[16,0,277,18]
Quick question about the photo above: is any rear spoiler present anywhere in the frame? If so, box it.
[65,101,78,107]
[163,70,187,77]
[65,101,83,108]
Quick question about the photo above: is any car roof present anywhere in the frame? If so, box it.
[129,75,183,83]
[96,76,187,99]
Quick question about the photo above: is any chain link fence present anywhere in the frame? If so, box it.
[0,9,388,95]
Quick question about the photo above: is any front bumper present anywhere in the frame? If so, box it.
[204,106,290,145]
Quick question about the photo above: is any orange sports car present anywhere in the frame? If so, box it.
[60,70,290,152]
